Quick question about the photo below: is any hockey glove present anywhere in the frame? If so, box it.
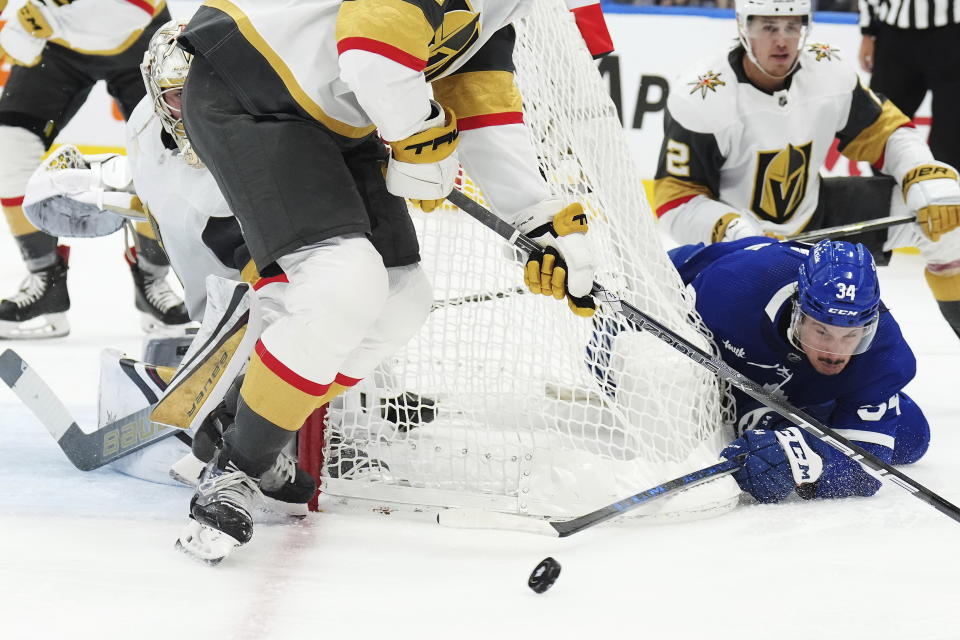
[711,212,766,243]
[515,198,596,317]
[720,412,824,503]
[0,0,59,66]
[385,100,459,210]
[902,163,960,242]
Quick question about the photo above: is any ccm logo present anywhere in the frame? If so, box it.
[828,308,858,316]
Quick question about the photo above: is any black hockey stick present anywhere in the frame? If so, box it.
[789,214,916,243]
[0,349,182,470]
[446,189,960,525]
[438,454,745,536]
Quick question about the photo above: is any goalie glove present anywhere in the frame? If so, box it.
[721,412,824,503]
[902,163,960,242]
[385,100,459,211]
[23,145,142,237]
[514,198,596,317]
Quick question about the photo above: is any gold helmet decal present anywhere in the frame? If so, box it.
[750,142,812,223]
[426,0,480,81]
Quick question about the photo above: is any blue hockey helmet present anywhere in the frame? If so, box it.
[789,240,881,356]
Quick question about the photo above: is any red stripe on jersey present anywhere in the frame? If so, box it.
[337,37,426,72]
[252,274,289,291]
[655,194,698,218]
[570,4,614,57]
[458,112,524,131]
[255,340,331,397]
[0,196,24,207]
[334,372,362,387]
[122,0,156,15]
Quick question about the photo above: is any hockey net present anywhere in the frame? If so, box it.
[301,0,739,524]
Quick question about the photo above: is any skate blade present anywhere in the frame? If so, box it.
[0,313,69,340]
[175,518,241,565]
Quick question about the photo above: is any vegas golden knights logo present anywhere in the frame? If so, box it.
[426,0,480,81]
[750,142,812,223]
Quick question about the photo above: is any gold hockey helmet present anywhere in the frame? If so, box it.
[140,20,204,168]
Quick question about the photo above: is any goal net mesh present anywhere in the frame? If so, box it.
[313,0,738,521]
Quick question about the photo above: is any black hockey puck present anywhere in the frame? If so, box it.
[528,557,561,593]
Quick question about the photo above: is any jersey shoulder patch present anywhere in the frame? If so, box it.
[795,44,858,97]
[667,55,739,134]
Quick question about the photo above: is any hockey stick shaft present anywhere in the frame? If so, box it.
[437,454,744,536]
[789,214,916,243]
[549,454,745,536]
[446,189,960,525]
[0,349,178,470]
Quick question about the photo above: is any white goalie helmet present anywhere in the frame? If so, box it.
[736,0,811,79]
[140,20,203,168]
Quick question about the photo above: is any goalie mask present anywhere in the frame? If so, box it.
[735,0,810,80]
[141,20,203,168]
[789,240,881,358]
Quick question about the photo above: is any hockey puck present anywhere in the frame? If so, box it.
[528,557,561,593]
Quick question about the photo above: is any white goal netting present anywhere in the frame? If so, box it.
[317,0,738,523]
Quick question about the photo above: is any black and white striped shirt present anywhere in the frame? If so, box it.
[859,0,960,31]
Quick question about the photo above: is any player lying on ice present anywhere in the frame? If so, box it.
[652,0,960,340]
[669,237,929,503]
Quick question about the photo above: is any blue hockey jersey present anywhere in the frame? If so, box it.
[671,237,929,498]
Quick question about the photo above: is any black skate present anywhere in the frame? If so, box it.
[380,392,437,432]
[170,398,317,516]
[126,251,190,331]
[325,433,392,482]
[176,456,262,565]
[260,452,318,516]
[0,246,70,339]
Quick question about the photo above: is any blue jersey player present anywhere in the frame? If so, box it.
[667,237,930,503]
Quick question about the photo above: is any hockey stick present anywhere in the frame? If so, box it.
[438,454,745,537]
[789,214,916,243]
[431,286,526,311]
[0,349,180,471]
[446,189,960,525]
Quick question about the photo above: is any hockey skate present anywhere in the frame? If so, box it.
[0,246,70,339]
[170,398,317,516]
[126,251,190,331]
[176,455,262,565]
[325,432,392,482]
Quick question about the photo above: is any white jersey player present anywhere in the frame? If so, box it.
[653,0,960,340]
[167,0,598,563]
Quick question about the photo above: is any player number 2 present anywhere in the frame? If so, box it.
[666,140,690,177]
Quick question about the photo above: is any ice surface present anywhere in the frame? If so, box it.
[0,231,958,640]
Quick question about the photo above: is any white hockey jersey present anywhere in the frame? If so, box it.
[125,97,238,319]
[654,44,912,244]
[1,0,166,56]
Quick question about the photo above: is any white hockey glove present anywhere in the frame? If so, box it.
[902,163,960,242]
[23,145,143,238]
[385,100,459,212]
[711,212,767,243]
[514,198,596,317]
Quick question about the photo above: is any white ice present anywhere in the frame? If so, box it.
[0,231,958,640]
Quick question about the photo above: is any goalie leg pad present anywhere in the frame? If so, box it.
[150,276,262,431]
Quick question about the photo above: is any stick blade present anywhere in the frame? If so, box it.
[437,508,561,537]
